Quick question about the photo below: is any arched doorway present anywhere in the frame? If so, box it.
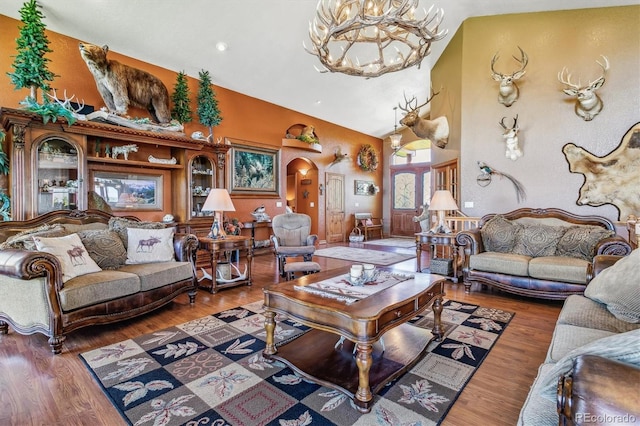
[285,157,319,236]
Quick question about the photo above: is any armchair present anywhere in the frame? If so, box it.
[270,213,318,276]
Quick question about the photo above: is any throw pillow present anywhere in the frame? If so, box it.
[125,227,176,264]
[539,328,640,401]
[512,223,566,257]
[584,249,640,323]
[0,224,68,250]
[480,215,522,253]
[33,233,102,282]
[77,229,127,270]
[108,217,166,249]
[556,225,615,261]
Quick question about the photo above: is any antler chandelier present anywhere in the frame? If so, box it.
[306,0,447,78]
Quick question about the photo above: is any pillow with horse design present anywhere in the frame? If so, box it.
[125,227,175,264]
[33,233,102,282]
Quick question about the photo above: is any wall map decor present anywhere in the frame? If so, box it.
[563,122,640,220]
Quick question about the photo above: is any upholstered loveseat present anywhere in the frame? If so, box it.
[0,209,198,354]
[456,208,632,300]
[518,252,640,425]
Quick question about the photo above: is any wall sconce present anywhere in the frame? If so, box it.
[319,184,324,195]
[299,169,308,177]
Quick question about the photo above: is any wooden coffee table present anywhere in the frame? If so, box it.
[263,267,445,413]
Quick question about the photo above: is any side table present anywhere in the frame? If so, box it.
[416,232,460,282]
[198,235,253,293]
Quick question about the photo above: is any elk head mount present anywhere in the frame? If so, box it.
[558,55,609,121]
[499,115,522,161]
[491,46,528,107]
[398,89,449,149]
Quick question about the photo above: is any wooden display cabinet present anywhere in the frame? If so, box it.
[0,107,229,221]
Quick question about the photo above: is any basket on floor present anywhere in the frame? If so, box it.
[349,227,365,242]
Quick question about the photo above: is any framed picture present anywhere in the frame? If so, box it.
[92,171,163,210]
[227,140,280,197]
[355,180,377,196]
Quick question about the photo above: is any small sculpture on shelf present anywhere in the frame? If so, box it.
[251,205,270,222]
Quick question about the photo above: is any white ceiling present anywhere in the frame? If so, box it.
[1,0,636,138]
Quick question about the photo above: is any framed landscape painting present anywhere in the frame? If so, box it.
[227,139,279,197]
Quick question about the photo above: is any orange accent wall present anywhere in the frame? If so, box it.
[0,14,383,241]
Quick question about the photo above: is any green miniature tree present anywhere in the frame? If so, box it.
[171,71,192,124]
[7,0,57,102]
[197,70,222,140]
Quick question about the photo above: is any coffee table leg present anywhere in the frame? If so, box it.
[263,310,277,356]
[431,295,444,341]
[354,343,373,413]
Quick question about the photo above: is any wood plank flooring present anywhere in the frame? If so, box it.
[0,241,563,425]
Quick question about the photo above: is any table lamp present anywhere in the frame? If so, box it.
[201,188,235,239]
[428,190,459,234]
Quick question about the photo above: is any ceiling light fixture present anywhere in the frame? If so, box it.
[305,0,447,78]
[215,42,228,52]
[390,106,402,152]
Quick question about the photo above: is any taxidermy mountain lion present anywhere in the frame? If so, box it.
[79,42,171,123]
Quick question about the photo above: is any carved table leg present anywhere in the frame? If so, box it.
[263,310,277,357]
[354,342,373,413]
[0,320,8,334]
[48,335,65,354]
[431,295,444,341]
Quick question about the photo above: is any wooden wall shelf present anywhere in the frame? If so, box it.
[282,139,322,153]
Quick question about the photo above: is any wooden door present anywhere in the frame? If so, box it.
[390,165,430,237]
[325,172,345,243]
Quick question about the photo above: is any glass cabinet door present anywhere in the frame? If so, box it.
[37,138,80,214]
[190,155,215,218]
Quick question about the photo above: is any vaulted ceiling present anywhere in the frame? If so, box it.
[0,0,635,138]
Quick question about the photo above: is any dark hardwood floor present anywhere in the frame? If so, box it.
[0,240,563,425]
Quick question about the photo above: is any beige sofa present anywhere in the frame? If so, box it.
[0,210,198,354]
[456,208,632,300]
[518,252,640,425]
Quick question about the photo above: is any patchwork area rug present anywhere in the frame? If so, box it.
[314,246,414,266]
[80,300,513,426]
[363,238,416,248]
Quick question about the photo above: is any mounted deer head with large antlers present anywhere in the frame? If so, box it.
[499,115,522,161]
[491,46,528,107]
[558,55,609,121]
[398,89,449,149]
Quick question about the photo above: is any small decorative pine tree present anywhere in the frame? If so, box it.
[7,0,57,102]
[171,71,192,124]
[197,70,222,140]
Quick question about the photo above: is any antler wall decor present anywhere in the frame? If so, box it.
[499,115,522,161]
[398,88,449,148]
[490,46,528,107]
[558,55,609,121]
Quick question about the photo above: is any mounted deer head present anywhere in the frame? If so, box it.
[491,46,528,107]
[398,89,449,149]
[499,115,522,161]
[558,55,609,121]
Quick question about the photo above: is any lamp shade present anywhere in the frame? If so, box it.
[428,190,459,211]
[201,188,235,213]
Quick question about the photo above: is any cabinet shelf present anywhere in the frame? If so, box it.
[87,156,182,169]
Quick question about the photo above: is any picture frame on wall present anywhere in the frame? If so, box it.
[355,180,377,196]
[92,171,163,210]
[227,139,280,197]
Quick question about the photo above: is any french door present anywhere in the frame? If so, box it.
[390,164,431,237]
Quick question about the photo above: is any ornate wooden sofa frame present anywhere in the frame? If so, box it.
[354,213,383,241]
[455,208,632,300]
[0,210,198,354]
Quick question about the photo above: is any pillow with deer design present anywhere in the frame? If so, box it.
[125,227,175,264]
[33,233,102,282]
